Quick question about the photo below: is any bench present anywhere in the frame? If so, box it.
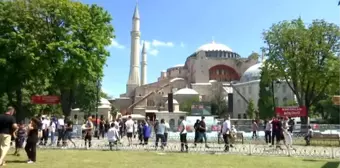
[311,133,340,146]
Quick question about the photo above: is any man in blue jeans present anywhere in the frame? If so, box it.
[197,116,209,148]
[155,119,166,150]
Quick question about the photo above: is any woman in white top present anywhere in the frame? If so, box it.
[282,117,294,149]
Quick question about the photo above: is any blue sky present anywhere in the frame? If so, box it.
[81,0,339,98]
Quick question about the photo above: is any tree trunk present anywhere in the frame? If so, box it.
[60,88,74,118]
[15,88,24,122]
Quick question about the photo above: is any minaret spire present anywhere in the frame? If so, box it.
[133,1,140,20]
[127,3,141,95]
[141,42,147,85]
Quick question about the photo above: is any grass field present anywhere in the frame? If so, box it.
[3,150,339,168]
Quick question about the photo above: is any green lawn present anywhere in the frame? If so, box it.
[3,150,339,168]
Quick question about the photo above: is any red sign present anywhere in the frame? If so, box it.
[31,95,60,104]
[275,106,307,117]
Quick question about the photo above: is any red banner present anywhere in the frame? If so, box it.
[31,95,60,104]
[275,106,307,117]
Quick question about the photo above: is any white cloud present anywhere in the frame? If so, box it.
[148,49,159,56]
[151,40,174,47]
[108,39,125,49]
[180,42,185,47]
[140,39,174,56]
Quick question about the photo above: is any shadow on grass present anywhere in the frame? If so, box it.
[321,162,340,168]
[303,159,340,168]
[5,160,27,163]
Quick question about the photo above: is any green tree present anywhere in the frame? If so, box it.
[246,99,256,119]
[263,18,340,124]
[210,84,228,116]
[258,65,274,119]
[0,0,114,120]
[179,96,200,114]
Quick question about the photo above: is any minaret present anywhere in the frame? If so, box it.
[126,4,141,95]
[141,42,147,85]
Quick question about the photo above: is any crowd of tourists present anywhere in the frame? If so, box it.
[0,106,315,166]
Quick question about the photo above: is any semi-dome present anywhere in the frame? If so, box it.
[165,99,179,105]
[196,41,232,52]
[100,98,111,106]
[172,64,184,68]
[240,62,263,82]
[174,88,199,95]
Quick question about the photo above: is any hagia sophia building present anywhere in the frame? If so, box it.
[110,4,295,125]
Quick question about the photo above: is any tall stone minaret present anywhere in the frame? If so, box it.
[141,42,147,85]
[126,4,141,95]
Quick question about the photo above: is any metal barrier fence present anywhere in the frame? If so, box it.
[36,124,340,159]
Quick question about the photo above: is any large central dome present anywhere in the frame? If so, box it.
[196,41,232,52]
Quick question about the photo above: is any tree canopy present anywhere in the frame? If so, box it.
[263,18,340,123]
[0,0,114,120]
[258,65,274,119]
[246,99,256,119]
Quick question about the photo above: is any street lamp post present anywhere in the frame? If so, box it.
[271,81,276,114]
[95,78,101,138]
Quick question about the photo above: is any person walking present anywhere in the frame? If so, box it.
[107,123,120,150]
[251,120,258,140]
[13,122,26,156]
[56,116,65,147]
[125,116,134,146]
[221,115,231,152]
[40,116,50,146]
[264,118,272,145]
[25,118,41,164]
[163,121,170,146]
[0,106,18,166]
[63,118,76,148]
[49,117,57,145]
[179,116,188,152]
[282,117,294,150]
[197,116,209,148]
[155,119,166,150]
[193,119,200,147]
[271,116,282,149]
[84,117,94,149]
[142,120,151,145]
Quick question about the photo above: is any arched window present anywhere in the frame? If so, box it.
[283,97,288,106]
[282,84,287,93]
[237,114,241,119]
[275,97,279,106]
[147,99,155,106]
[74,115,78,119]
[209,64,240,82]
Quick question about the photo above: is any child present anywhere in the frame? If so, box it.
[107,123,120,150]
[14,122,26,156]
[305,125,313,146]
[229,125,237,147]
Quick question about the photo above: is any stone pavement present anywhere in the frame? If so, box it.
[36,137,340,159]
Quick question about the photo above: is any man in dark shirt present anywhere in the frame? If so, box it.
[271,116,283,148]
[197,116,209,148]
[63,118,76,148]
[0,106,18,166]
